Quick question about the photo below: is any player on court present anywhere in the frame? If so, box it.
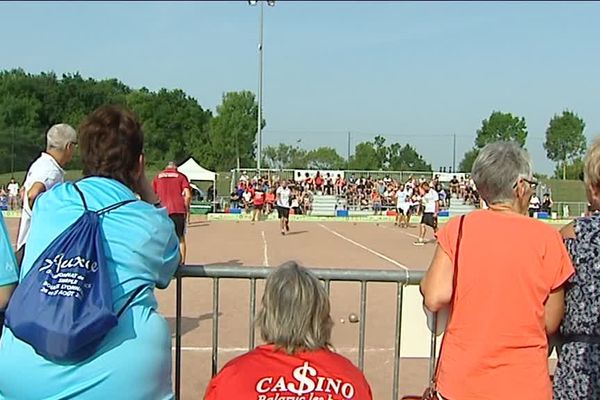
[153,161,192,263]
[276,180,291,235]
[394,184,411,228]
[414,181,439,246]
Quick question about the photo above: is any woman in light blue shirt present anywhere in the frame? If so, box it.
[0,212,18,320]
[0,106,180,400]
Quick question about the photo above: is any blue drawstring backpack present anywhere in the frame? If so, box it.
[5,182,142,362]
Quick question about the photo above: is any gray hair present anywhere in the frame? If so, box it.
[257,261,333,354]
[46,124,77,151]
[167,161,177,169]
[471,141,533,205]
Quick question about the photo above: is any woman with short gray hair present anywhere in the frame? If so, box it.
[554,137,600,399]
[204,262,372,399]
[420,141,573,399]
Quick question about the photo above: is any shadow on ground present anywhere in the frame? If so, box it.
[167,312,221,337]
[285,230,308,236]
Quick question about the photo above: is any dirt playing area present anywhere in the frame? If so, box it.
[3,216,559,399]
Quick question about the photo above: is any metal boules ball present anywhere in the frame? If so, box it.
[348,313,359,323]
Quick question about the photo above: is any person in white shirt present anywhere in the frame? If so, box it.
[528,193,541,218]
[7,178,19,211]
[16,124,77,264]
[276,180,292,235]
[394,185,411,228]
[414,182,439,246]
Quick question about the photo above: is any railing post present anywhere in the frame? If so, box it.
[392,283,404,400]
[428,312,438,382]
[175,269,183,399]
[248,278,257,350]
[358,281,368,371]
[211,278,220,376]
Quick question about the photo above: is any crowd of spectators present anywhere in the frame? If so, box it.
[230,171,314,217]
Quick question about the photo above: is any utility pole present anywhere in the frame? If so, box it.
[452,133,456,173]
[347,131,351,170]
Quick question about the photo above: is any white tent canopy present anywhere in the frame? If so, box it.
[177,158,216,182]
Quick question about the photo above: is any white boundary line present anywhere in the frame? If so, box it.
[261,230,269,267]
[172,346,396,353]
[318,223,409,271]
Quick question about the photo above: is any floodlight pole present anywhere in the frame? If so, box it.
[257,0,264,173]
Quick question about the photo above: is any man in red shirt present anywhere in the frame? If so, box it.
[153,161,192,263]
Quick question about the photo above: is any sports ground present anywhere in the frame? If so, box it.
[3,215,559,399]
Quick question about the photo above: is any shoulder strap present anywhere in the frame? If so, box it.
[116,286,146,318]
[97,200,136,216]
[430,214,466,387]
[72,183,88,211]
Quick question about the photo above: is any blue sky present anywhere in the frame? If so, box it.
[1,1,599,174]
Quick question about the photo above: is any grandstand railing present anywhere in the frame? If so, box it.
[174,265,428,400]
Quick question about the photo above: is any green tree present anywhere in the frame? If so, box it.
[553,157,584,180]
[208,91,261,171]
[458,148,480,173]
[348,135,388,170]
[305,147,345,170]
[349,142,379,170]
[262,143,307,169]
[544,110,587,180]
[475,111,528,148]
[388,143,432,171]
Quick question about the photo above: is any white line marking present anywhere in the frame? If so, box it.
[172,346,396,353]
[318,223,409,271]
[261,230,269,267]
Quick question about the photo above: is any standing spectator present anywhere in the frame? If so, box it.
[0,212,18,333]
[204,262,373,400]
[541,193,553,214]
[276,180,292,235]
[314,172,324,193]
[371,189,382,215]
[421,141,573,400]
[16,123,78,265]
[414,182,439,245]
[153,161,192,264]
[0,105,179,399]
[529,193,541,217]
[7,178,19,211]
[554,138,600,399]
[239,170,249,183]
[265,187,276,215]
[252,181,265,222]
[242,186,253,213]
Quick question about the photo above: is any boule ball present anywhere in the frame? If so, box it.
[340,318,345,324]
[348,313,359,323]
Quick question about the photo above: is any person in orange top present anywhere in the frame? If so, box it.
[420,141,574,400]
[204,262,372,400]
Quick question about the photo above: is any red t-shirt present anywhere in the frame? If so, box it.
[253,190,265,206]
[204,345,372,400]
[152,167,191,215]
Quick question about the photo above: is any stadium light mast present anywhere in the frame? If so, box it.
[248,0,276,174]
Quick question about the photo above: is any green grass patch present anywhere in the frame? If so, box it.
[0,169,234,199]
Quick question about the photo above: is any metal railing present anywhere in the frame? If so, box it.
[174,265,426,400]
